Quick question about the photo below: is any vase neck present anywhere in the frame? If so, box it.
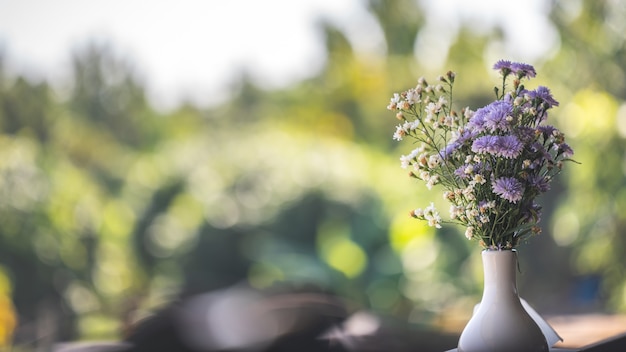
[481,250,519,297]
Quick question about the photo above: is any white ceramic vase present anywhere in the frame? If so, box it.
[457,250,548,352]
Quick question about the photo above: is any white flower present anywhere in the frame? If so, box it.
[387,93,401,110]
[393,125,405,141]
[479,201,496,213]
[423,203,442,228]
[472,174,486,185]
[427,154,441,168]
[406,120,420,131]
[417,153,429,167]
[437,95,447,107]
[428,218,442,228]
[400,155,411,169]
[443,115,456,127]
[465,226,474,240]
[462,186,476,201]
[463,108,474,119]
[465,207,479,219]
[426,175,439,190]
[406,89,420,104]
[425,102,439,114]
[450,205,464,219]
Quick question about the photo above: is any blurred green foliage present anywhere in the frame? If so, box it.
[0,0,625,348]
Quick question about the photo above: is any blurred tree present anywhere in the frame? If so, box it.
[68,42,158,148]
[369,0,424,56]
[540,0,626,312]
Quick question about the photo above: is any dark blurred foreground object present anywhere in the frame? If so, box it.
[52,285,461,352]
[125,286,348,352]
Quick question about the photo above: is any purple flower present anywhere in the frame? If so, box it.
[474,162,492,174]
[472,135,523,159]
[468,101,513,133]
[483,101,513,132]
[511,62,536,78]
[492,177,525,203]
[530,142,552,163]
[495,135,524,159]
[558,143,574,158]
[457,129,478,144]
[493,60,513,74]
[441,141,460,159]
[529,175,550,193]
[527,86,559,107]
[467,108,488,132]
[472,135,499,155]
[537,125,557,138]
[454,164,472,179]
[443,129,478,158]
[516,126,537,143]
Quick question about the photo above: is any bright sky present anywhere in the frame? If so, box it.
[0,0,558,110]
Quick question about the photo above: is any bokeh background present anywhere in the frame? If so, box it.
[0,0,625,350]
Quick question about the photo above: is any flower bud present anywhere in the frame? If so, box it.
[446,71,455,83]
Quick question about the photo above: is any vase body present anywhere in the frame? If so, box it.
[457,250,548,352]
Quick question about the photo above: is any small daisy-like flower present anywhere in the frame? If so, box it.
[411,208,424,218]
[478,200,496,213]
[425,102,439,115]
[400,155,412,169]
[393,125,405,141]
[438,95,448,107]
[426,175,439,190]
[423,203,442,228]
[462,186,476,201]
[465,207,479,219]
[472,174,486,185]
[450,205,464,219]
[417,152,429,167]
[387,93,401,110]
[465,226,474,240]
[406,88,421,105]
[428,154,441,168]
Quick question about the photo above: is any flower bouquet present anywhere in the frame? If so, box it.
[388,60,574,249]
[387,61,575,351]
